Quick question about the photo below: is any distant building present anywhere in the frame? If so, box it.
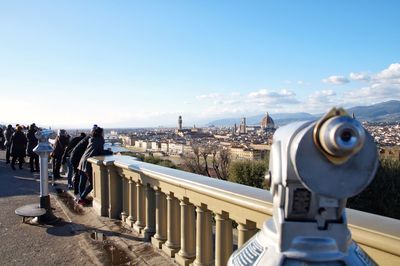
[230,146,262,161]
[120,135,136,146]
[239,118,247,134]
[151,141,161,151]
[134,140,151,152]
[178,115,183,130]
[260,112,275,130]
[169,142,185,155]
[161,142,169,153]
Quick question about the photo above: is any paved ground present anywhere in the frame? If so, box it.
[0,150,176,266]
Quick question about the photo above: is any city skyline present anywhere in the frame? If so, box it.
[1,1,400,128]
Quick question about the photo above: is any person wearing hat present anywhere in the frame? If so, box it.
[10,125,27,170]
[77,126,105,205]
[51,129,69,179]
[26,123,39,172]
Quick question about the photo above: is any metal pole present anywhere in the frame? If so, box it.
[39,155,49,197]
[33,129,58,224]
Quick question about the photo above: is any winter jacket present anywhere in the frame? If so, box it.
[61,135,86,164]
[10,131,27,157]
[26,129,38,156]
[4,128,14,147]
[51,135,69,158]
[70,136,91,168]
[78,136,105,173]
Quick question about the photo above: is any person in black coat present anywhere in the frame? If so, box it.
[10,125,27,170]
[51,129,69,179]
[0,127,5,150]
[61,132,86,190]
[70,134,91,197]
[77,127,105,204]
[4,125,14,164]
[26,123,39,172]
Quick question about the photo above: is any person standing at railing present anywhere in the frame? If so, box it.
[70,125,98,201]
[50,129,69,179]
[10,125,27,170]
[77,126,105,206]
[26,123,39,172]
[4,124,14,164]
[61,132,86,190]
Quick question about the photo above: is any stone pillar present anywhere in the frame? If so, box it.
[91,163,109,217]
[215,212,232,266]
[162,193,181,257]
[127,179,136,227]
[193,205,213,266]
[121,177,129,222]
[108,166,122,219]
[151,188,167,249]
[143,184,156,240]
[175,198,196,266]
[237,221,257,248]
[133,180,145,233]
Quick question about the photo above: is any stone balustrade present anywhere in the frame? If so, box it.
[88,155,400,266]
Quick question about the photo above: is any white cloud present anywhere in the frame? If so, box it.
[376,63,400,80]
[309,90,336,101]
[196,93,222,100]
[343,83,400,105]
[196,63,400,121]
[248,88,296,98]
[299,90,338,113]
[335,63,400,106]
[349,72,371,81]
[247,89,299,107]
[322,75,350,85]
[196,88,301,119]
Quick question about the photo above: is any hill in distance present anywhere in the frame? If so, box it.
[207,100,400,127]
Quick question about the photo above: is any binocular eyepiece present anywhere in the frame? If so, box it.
[318,115,366,159]
[313,108,367,164]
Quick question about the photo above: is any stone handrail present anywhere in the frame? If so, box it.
[88,155,400,266]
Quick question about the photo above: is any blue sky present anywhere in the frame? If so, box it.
[1,1,400,128]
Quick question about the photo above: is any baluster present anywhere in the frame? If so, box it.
[133,180,145,233]
[215,212,232,266]
[162,193,181,257]
[193,205,213,266]
[121,176,128,221]
[127,179,136,227]
[237,221,257,248]
[175,198,196,265]
[143,184,156,240]
[107,166,122,219]
[151,187,167,248]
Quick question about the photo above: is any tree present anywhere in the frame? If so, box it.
[182,144,212,176]
[200,145,212,177]
[347,159,400,219]
[211,146,230,180]
[228,160,268,189]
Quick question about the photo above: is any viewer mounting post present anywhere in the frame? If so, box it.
[228,107,379,266]
[15,129,59,224]
[33,129,59,223]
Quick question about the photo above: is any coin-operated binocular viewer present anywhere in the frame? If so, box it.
[228,108,379,265]
[33,129,58,223]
